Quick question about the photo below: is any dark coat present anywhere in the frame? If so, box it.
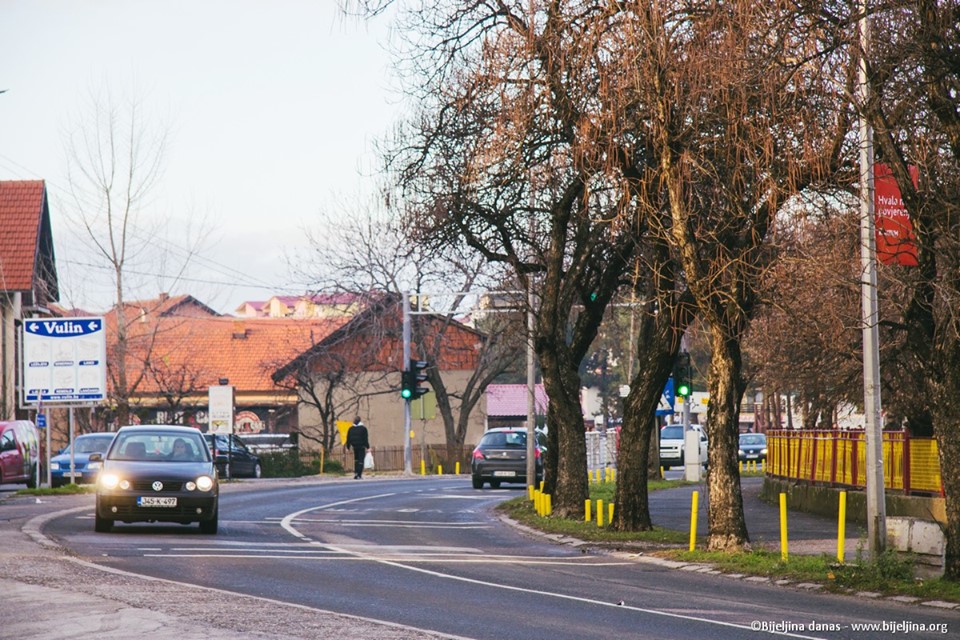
[345,423,370,451]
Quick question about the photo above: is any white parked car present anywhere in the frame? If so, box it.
[659,424,707,470]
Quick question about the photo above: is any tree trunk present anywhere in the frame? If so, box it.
[705,328,749,551]
[538,346,588,518]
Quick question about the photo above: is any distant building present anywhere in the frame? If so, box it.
[484,384,547,430]
[235,293,360,318]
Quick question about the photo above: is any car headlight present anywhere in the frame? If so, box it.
[761,448,768,455]
[195,475,214,492]
[738,449,744,456]
[51,461,61,470]
[88,461,102,470]
[99,473,120,489]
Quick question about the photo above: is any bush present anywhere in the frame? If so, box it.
[258,451,345,477]
[259,451,316,477]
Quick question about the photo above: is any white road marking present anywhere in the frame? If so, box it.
[276,493,827,640]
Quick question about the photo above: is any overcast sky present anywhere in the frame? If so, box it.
[0,0,401,314]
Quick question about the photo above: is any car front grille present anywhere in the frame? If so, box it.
[129,480,184,492]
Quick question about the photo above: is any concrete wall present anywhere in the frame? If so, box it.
[761,477,946,525]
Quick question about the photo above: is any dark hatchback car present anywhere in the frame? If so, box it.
[50,432,115,487]
[471,427,545,489]
[92,425,219,534]
[203,433,262,478]
[738,432,768,463]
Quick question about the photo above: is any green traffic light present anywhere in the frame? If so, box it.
[677,384,690,396]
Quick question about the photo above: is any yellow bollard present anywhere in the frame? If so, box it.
[534,490,540,515]
[596,499,604,527]
[660,466,664,479]
[540,480,545,492]
[528,485,535,501]
[837,491,847,563]
[585,499,592,522]
[608,502,614,524]
[546,494,552,516]
[420,459,426,476]
[780,492,789,561]
[689,490,699,551]
[612,468,616,484]
[438,464,443,475]
[739,461,743,474]
[320,449,325,475]
[455,461,460,475]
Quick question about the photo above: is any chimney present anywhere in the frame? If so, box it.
[158,292,169,302]
[232,320,248,339]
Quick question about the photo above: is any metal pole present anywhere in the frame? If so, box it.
[526,284,536,489]
[858,0,887,554]
[68,407,75,486]
[403,292,413,475]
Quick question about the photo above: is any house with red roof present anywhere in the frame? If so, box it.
[274,293,490,451]
[0,180,59,419]
[102,293,349,434]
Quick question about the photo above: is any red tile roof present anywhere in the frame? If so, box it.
[0,180,47,292]
[117,316,350,396]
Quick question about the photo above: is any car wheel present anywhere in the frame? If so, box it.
[489,480,501,489]
[472,475,483,489]
[199,510,218,535]
[26,465,37,489]
[253,462,262,479]
[94,513,113,533]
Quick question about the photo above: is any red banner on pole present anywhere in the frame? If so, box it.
[874,163,919,267]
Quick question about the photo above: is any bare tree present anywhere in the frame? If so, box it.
[297,200,520,463]
[63,85,204,426]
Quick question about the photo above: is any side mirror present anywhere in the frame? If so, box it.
[88,452,103,462]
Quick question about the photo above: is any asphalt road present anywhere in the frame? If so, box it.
[32,476,957,640]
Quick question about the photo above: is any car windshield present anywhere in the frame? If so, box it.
[480,431,526,448]
[68,435,114,455]
[110,432,208,462]
[660,426,684,440]
[740,434,766,446]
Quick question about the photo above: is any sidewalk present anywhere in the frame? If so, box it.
[648,476,867,558]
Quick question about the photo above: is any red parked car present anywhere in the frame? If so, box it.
[0,420,40,487]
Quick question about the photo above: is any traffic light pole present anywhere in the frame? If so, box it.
[402,292,413,475]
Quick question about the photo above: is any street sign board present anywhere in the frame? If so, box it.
[22,317,107,404]
[208,385,234,434]
[656,377,676,416]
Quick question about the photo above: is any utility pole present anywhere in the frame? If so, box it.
[526,284,536,490]
[858,0,887,554]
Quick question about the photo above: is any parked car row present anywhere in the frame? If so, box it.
[0,422,263,488]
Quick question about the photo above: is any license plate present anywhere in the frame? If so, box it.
[746,454,758,459]
[63,472,82,478]
[138,497,177,507]
[493,471,516,477]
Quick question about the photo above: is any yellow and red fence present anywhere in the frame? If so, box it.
[766,429,942,495]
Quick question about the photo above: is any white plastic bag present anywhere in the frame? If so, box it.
[364,450,375,470]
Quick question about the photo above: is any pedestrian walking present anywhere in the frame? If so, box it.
[345,416,370,479]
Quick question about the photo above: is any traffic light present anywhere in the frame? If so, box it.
[401,359,430,400]
[673,351,691,397]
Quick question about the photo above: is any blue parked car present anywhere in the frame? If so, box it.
[50,433,116,487]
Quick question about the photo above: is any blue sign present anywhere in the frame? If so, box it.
[22,316,107,404]
[25,318,102,337]
[656,377,676,416]
[37,414,47,428]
